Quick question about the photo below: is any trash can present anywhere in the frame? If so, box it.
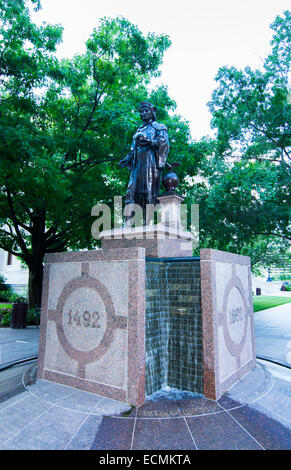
[11,297,28,329]
[256,288,261,296]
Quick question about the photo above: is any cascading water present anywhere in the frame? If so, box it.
[145,258,203,397]
[145,261,170,394]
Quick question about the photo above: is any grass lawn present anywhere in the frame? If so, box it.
[253,295,291,312]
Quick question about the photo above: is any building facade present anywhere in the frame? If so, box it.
[0,248,28,295]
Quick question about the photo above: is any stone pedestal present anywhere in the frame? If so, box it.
[98,192,194,258]
[37,242,255,404]
[100,225,193,258]
[156,191,185,229]
[200,249,256,400]
[37,248,146,406]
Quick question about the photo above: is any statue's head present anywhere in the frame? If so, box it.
[139,102,157,122]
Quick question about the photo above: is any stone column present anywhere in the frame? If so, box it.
[200,249,256,400]
[156,192,185,230]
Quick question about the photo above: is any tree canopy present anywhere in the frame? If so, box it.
[185,10,290,270]
[208,10,290,168]
[0,0,200,308]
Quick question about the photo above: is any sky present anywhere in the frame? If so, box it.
[31,0,290,140]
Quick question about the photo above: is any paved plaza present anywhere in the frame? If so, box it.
[0,302,290,450]
[0,359,290,450]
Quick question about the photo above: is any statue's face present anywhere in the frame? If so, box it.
[140,106,152,122]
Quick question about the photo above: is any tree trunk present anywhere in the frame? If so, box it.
[28,207,47,311]
[28,258,44,311]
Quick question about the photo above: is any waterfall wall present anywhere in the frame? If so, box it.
[145,258,203,396]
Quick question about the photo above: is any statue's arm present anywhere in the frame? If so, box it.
[118,149,134,169]
[156,128,170,169]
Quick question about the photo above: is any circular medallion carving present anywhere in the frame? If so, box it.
[222,276,248,357]
[55,275,117,364]
[62,287,107,352]
[227,286,245,346]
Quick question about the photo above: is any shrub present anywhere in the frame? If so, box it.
[0,275,14,302]
[0,308,12,327]
[0,307,40,327]
[0,290,10,302]
[27,307,40,326]
[0,290,21,303]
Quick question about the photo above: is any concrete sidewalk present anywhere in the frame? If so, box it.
[254,303,291,368]
[0,360,290,450]
[0,326,39,368]
[0,359,37,403]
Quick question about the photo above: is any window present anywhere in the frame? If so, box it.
[7,252,12,265]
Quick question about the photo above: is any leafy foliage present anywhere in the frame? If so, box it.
[0,307,12,327]
[0,1,199,307]
[208,11,291,168]
[185,11,291,267]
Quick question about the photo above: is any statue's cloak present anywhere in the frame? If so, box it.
[119,120,169,206]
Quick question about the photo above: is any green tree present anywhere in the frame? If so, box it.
[208,10,290,169]
[0,1,198,308]
[187,158,290,251]
[240,236,290,276]
[185,11,290,263]
[0,0,63,308]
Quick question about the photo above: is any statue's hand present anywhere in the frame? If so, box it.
[119,150,133,168]
[118,158,127,168]
[136,133,151,146]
